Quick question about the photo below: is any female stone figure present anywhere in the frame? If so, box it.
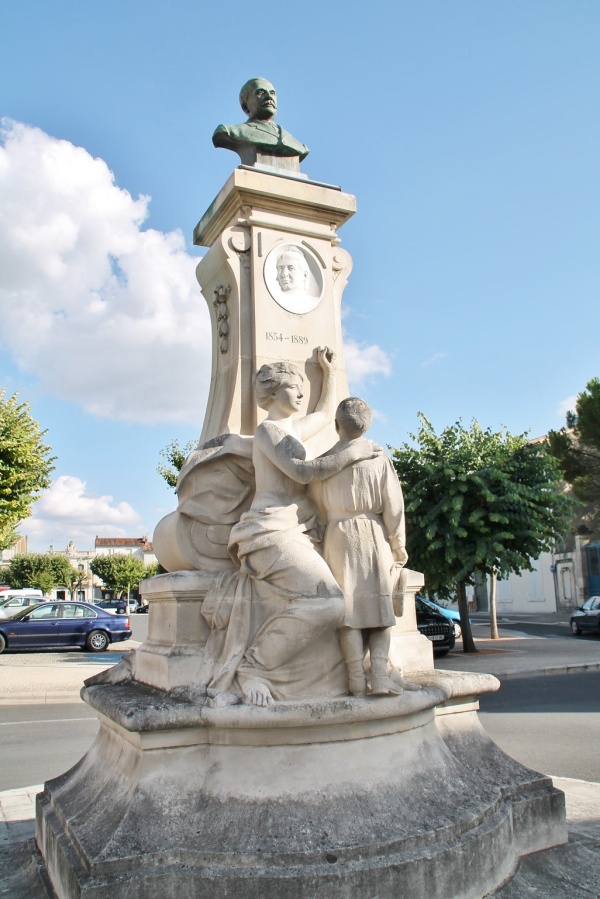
[201,348,380,706]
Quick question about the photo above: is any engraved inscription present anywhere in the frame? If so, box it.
[266,332,309,344]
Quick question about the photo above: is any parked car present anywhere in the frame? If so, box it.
[0,594,48,619]
[418,597,463,638]
[415,597,456,657]
[0,601,131,653]
[570,597,600,636]
[95,598,138,615]
[1,588,44,600]
[136,602,149,614]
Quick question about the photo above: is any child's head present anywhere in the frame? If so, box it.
[335,397,373,440]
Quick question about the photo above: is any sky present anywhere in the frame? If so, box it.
[1,1,599,553]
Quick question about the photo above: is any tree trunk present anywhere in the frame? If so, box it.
[457,579,478,653]
[474,570,489,611]
[489,570,499,639]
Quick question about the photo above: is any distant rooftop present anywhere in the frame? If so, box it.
[95,536,153,550]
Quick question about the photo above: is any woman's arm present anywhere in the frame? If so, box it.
[258,425,381,485]
[295,347,336,442]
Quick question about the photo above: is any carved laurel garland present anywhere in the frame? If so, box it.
[213,285,231,354]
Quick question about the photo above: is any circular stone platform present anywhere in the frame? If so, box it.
[35,670,566,898]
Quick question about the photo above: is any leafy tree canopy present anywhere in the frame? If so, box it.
[7,553,76,595]
[0,390,55,549]
[391,415,572,652]
[391,415,572,597]
[90,554,148,598]
[157,438,196,490]
[548,377,600,514]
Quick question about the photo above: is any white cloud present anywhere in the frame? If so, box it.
[344,337,392,385]
[20,475,146,551]
[557,395,577,419]
[0,120,391,424]
[421,352,448,368]
[0,120,208,424]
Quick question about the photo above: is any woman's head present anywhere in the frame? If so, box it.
[254,362,304,410]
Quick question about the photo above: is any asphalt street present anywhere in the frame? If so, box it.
[479,670,600,783]
[0,703,98,790]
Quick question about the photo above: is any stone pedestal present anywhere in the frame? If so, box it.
[36,670,566,899]
[194,167,356,454]
[36,571,567,897]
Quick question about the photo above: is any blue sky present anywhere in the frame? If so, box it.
[1,1,599,552]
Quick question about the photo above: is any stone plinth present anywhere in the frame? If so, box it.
[36,670,567,899]
[133,567,432,694]
[133,571,214,692]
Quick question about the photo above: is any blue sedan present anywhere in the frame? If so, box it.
[0,601,131,653]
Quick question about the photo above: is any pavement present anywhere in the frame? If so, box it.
[0,614,599,896]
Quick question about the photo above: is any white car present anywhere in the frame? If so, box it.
[0,593,47,619]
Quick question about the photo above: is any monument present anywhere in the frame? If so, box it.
[36,79,567,898]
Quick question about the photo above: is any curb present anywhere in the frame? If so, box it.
[0,690,82,706]
[493,661,600,681]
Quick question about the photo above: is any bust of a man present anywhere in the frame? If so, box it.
[212,77,309,171]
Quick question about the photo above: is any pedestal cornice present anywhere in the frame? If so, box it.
[194,167,356,248]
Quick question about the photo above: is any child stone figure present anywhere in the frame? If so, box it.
[313,398,418,696]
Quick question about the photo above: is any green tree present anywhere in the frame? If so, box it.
[391,415,572,652]
[548,378,600,524]
[7,553,77,595]
[0,390,56,549]
[66,565,89,602]
[90,555,148,600]
[157,438,196,490]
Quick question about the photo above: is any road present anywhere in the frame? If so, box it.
[1,668,598,791]
[479,670,600,783]
[0,703,98,790]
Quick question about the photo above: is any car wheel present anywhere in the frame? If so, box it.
[86,630,110,652]
[570,620,582,635]
[0,633,5,653]
[434,648,450,658]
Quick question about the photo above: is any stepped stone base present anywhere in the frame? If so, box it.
[36,669,566,899]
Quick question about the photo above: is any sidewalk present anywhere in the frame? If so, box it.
[0,641,140,705]
[2,618,599,705]
[438,615,600,681]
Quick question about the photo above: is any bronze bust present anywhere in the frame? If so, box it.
[213,77,309,171]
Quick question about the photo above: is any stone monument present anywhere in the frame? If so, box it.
[36,78,567,898]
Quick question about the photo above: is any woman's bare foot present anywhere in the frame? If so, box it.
[241,679,274,707]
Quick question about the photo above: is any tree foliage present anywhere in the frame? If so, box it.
[7,553,76,595]
[157,438,196,490]
[90,554,148,598]
[391,415,572,651]
[0,390,55,549]
[548,378,600,517]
